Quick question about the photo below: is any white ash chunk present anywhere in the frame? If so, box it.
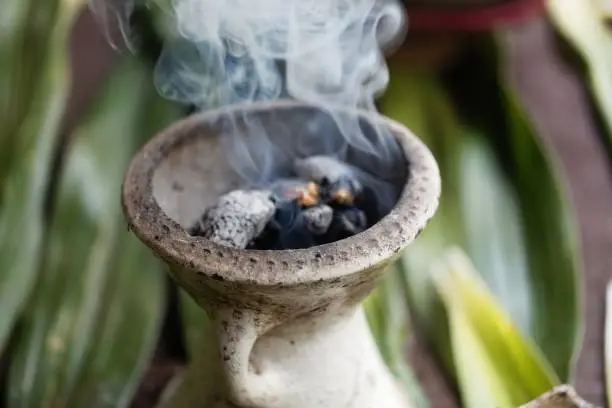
[191,190,276,249]
[302,204,333,235]
[293,155,357,184]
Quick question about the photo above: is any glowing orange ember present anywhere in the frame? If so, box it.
[306,182,319,197]
[297,190,319,207]
[332,189,354,205]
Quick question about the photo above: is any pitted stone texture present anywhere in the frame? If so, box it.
[125,102,439,288]
[520,386,599,408]
[122,101,441,408]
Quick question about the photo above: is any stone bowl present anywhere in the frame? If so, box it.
[122,100,439,314]
[121,100,441,408]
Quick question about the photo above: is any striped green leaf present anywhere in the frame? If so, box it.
[7,58,175,408]
[379,38,582,390]
[433,248,559,407]
[0,0,83,353]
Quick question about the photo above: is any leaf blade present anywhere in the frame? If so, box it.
[434,248,560,408]
[365,266,430,408]
[0,0,82,353]
[380,42,582,390]
[7,58,170,408]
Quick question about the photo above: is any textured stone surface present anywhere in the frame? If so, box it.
[520,385,599,408]
[122,101,441,407]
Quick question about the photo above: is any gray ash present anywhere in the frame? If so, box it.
[189,156,384,250]
[188,190,276,249]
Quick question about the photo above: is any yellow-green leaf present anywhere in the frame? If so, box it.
[547,0,612,145]
[433,248,560,408]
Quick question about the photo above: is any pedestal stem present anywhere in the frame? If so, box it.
[160,303,411,408]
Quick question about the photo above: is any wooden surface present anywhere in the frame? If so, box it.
[67,10,610,408]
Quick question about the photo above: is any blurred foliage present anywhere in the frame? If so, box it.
[0,2,181,407]
[364,265,429,408]
[433,249,559,408]
[7,58,176,408]
[0,0,84,354]
[379,36,582,405]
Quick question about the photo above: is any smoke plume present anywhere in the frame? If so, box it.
[90,0,407,207]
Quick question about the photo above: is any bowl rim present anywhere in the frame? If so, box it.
[122,100,441,287]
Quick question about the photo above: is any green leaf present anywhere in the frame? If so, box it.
[65,230,165,408]
[481,38,582,380]
[0,0,83,178]
[364,266,429,408]
[379,67,468,376]
[7,58,169,408]
[0,1,82,353]
[66,72,181,408]
[379,38,582,383]
[496,84,583,381]
[433,248,559,408]
[457,132,531,337]
[179,291,211,359]
[547,0,612,146]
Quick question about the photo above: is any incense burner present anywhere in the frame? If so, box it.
[122,101,440,408]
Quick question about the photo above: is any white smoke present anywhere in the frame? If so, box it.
[90,0,407,197]
[152,0,405,109]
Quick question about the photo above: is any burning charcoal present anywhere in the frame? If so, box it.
[302,204,333,235]
[269,178,320,208]
[293,156,363,205]
[359,185,380,227]
[248,199,312,250]
[273,200,314,249]
[189,190,276,249]
[326,207,368,242]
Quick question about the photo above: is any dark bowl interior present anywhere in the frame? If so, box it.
[152,103,408,231]
[123,101,440,290]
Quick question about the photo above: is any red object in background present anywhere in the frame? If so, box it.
[406,0,546,30]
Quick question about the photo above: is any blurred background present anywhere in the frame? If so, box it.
[1,0,612,407]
